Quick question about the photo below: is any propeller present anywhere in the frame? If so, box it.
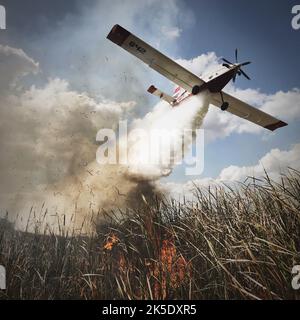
[240,69,250,80]
[222,49,251,82]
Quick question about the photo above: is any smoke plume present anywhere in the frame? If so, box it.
[0,44,209,233]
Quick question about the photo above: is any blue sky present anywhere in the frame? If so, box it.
[182,0,300,92]
[0,0,299,184]
[171,0,300,181]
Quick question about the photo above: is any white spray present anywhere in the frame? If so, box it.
[124,93,210,180]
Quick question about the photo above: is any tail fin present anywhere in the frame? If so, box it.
[147,85,176,106]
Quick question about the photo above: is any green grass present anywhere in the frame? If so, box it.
[0,170,300,300]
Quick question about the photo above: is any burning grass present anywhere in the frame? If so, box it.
[0,170,300,300]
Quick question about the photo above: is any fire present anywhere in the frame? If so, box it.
[102,231,191,299]
[103,233,119,250]
[148,235,191,299]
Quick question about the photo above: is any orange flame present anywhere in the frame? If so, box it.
[148,236,190,299]
[102,232,191,299]
[103,233,119,250]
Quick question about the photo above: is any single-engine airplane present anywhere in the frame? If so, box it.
[107,24,287,131]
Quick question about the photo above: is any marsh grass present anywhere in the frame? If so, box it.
[0,170,299,300]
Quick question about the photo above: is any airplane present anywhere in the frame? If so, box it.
[107,24,287,131]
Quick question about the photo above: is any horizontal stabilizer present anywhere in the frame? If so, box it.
[147,85,176,105]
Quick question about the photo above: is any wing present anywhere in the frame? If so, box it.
[211,91,288,131]
[107,24,205,93]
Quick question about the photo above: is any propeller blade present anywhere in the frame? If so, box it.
[222,63,231,69]
[240,69,251,80]
[222,58,233,65]
[235,49,238,63]
[233,74,236,83]
[241,61,251,66]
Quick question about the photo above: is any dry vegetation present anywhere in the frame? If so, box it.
[0,170,300,300]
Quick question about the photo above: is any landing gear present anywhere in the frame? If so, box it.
[220,91,229,111]
[221,102,229,111]
[192,85,201,95]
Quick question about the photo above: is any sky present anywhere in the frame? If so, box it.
[0,0,299,190]
[177,0,300,182]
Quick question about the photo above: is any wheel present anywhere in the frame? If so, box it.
[192,85,201,95]
[221,102,229,111]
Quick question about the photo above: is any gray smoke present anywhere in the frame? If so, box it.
[0,43,210,233]
[0,45,134,230]
[0,0,210,233]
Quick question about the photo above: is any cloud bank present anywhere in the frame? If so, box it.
[164,143,300,199]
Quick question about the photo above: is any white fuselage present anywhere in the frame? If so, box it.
[172,65,231,106]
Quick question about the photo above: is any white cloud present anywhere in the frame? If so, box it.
[162,143,300,199]
[218,143,300,181]
[0,45,39,93]
[261,89,300,120]
[176,52,220,78]
[161,26,182,40]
